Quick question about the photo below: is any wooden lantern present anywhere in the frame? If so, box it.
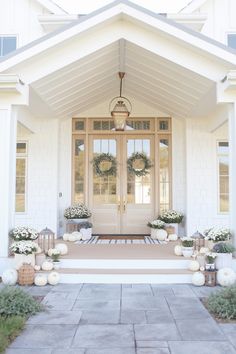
[38,227,55,253]
[192,231,205,251]
[204,270,217,287]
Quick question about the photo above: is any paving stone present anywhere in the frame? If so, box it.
[171,284,196,297]
[220,324,236,348]
[42,297,76,310]
[134,324,180,341]
[25,286,53,297]
[122,287,153,297]
[168,341,236,354]
[27,310,82,324]
[73,299,120,310]
[121,310,146,324]
[72,324,135,348]
[5,350,52,354]
[176,318,226,341]
[80,310,120,324]
[122,296,168,310]
[166,296,210,319]
[190,285,221,298]
[77,288,120,300]
[85,349,135,354]
[52,350,85,354]
[151,285,174,297]
[136,341,168,348]
[9,324,77,348]
[50,283,83,292]
[136,349,170,354]
[146,309,174,324]
[44,290,79,300]
[81,284,121,292]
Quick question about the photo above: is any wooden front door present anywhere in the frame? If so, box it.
[89,134,155,234]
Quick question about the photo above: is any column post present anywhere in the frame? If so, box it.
[0,106,17,257]
[228,102,236,249]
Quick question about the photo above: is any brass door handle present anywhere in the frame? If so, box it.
[123,200,126,212]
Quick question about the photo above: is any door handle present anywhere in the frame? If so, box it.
[123,200,126,212]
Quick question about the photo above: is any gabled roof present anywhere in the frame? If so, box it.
[180,0,208,13]
[36,0,67,14]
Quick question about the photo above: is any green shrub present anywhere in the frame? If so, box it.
[0,316,26,353]
[207,286,236,320]
[0,286,42,317]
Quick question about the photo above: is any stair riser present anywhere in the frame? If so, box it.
[59,273,192,284]
[60,259,190,269]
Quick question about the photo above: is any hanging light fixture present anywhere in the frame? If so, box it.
[109,72,132,131]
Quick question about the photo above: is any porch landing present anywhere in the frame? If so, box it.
[55,241,193,284]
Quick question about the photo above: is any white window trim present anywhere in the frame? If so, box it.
[216,140,229,215]
[15,141,28,214]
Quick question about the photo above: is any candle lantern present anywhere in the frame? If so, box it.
[38,227,55,254]
[192,231,205,251]
[204,270,217,287]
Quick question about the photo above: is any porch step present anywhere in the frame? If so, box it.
[60,258,191,270]
[40,268,193,284]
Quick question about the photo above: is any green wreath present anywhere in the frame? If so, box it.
[127,152,152,177]
[92,153,117,177]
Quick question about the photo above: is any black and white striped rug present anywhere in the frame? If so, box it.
[75,236,162,245]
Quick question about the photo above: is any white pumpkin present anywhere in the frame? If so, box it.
[47,271,60,285]
[71,231,82,241]
[192,271,205,286]
[34,265,41,271]
[200,266,205,272]
[217,268,236,287]
[63,233,70,241]
[199,247,209,254]
[2,269,18,285]
[68,234,77,242]
[156,229,168,241]
[168,233,178,241]
[174,245,183,256]
[34,274,47,286]
[188,260,200,272]
[47,248,53,257]
[55,243,68,255]
[41,261,53,271]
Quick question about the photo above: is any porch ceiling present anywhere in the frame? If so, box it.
[31,40,214,118]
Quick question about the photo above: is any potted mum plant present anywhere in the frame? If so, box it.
[49,248,61,270]
[10,240,38,270]
[147,220,167,241]
[158,210,184,235]
[64,203,92,224]
[204,227,232,249]
[205,252,217,270]
[181,237,194,257]
[212,242,235,269]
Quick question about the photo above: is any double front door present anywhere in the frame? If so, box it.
[89,134,155,234]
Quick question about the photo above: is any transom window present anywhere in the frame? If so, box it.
[15,142,27,213]
[217,141,229,213]
[0,36,17,56]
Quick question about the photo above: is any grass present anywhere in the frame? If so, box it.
[0,315,26,353]
[0,286,44,353]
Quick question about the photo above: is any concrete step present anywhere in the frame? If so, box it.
[60,258,191,269]
[39,268,193,284]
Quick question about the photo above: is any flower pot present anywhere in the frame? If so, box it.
[215,253,232,270]
[168,223,178,235]
[14,253,35,270]
[205,263,215,271]
[35,253,46,267]
[53,261,61,270]
[81,228,92,240]
[70,218,88,224]
[182,247,194,258]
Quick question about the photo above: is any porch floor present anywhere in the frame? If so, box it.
[58,240,182,260]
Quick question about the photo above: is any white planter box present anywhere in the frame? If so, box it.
[182,247,193,258]
[14,253,35,270]
[150,229,167,241]
[215,253,232,270]
[71,218,88,224]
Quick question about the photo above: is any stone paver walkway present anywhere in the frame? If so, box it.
[5,284,236,354]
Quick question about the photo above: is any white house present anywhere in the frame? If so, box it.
[1,0,236,272]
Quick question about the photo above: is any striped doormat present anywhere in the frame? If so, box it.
[75,236,162,245]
